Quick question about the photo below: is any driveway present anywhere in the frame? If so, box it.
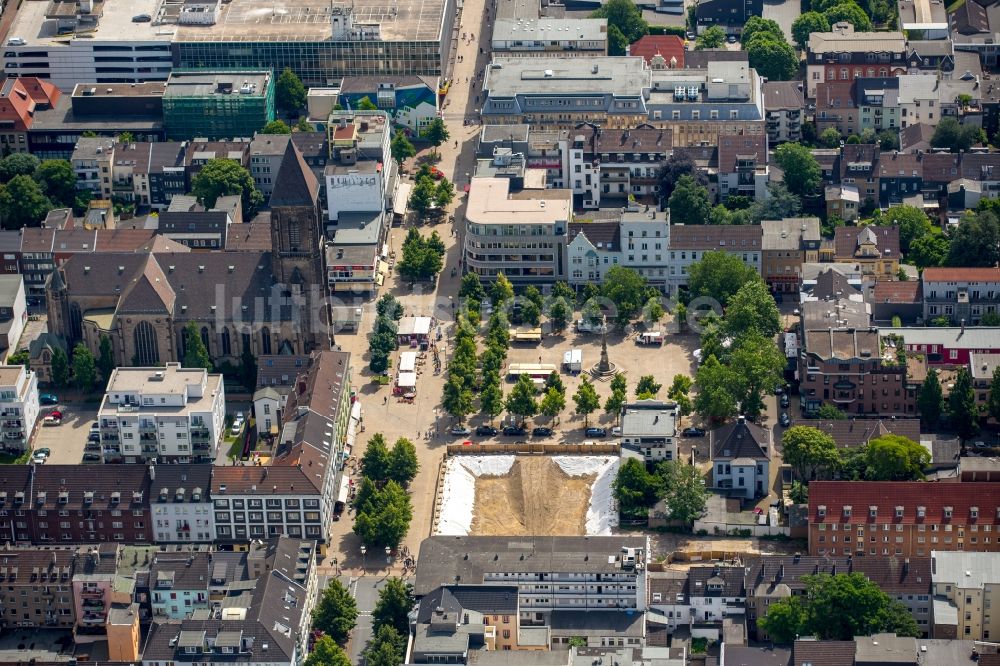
[762,0,801,46]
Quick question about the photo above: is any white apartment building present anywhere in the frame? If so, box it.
[149,465,214,543]
[566,206,670,289]
[0,364,40,454]
[211,467,326,543]
[619,399,678,462]
[931,551,1000,640]
[667,225,763,295]
[97,363,226,464]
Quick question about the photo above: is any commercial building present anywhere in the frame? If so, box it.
[0,364,40,455]
[922,267,1000,325]
[761,218,822,294]
[806,23,907,97]
[491,18,608,57]
[162,71,274,141]
[0,77,62,153]
[150,465,214,543]
[619,399,678,462]
[566,205,671,289]
[463,176,572,284]
[931,551,1000,639]
[808,481,1000,558]
[97,363,226,464]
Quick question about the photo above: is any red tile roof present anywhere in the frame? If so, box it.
[809,481,1000,525]
[872,279,921,304]
[834,225,901,260]
[0,77,61,132]
[628,35,685,67]
[923,267,1000,282]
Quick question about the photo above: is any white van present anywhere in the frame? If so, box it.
[637,331,664,346]
[7,38,25,45]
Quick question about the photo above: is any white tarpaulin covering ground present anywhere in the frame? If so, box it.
[435,455,619,536]
[553,456,620,535]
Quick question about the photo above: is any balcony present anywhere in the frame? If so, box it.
[138,423,157,433]
[80,588,103,599]
[193,442,211,452]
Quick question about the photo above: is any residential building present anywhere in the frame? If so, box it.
[826,184,861,222]
[565,125,672,208]
[158,195,242,250]
[838,139,881,193]
[414,536,650,612]
[807,481,1000,557]
[211,468,325,544]
[931,551,1000,639]
[72,137,117,201]
[162,71,274,141]
[829,225,901,277]
[717,134,768,201]
[971,353,1000,408]
[897,74,945,128]
[879,326,1000,364]
[921,267,1000,325]
[338,76,441,134]
[0,275,27,357]
[410,585,526,657]
[150,552,215,619]
[650,565,747,628]
[710,416,770,500]
[72,543,141,632]
[491,18,608,56]
[107,604,142,662]
[806,23,907,97]
[464,176,572,284]
[0,549,77,629]
[763,80,804,144]
[878,151,924,206]
[815,81,857,137]
[868,279,923,324]
[856,77,901,133]
[28,334,68,386]
[567,221,622,287]
[150,465,214,543]
[794,635,980,665]
[0,77,62,153]
[619,399,678,462]
[248,134,292,198]
[695,0,763,34]
[666,225,762,295]
[252,355,310,437]
[97,363,226,464]
[761,218,821,294]
[0,364,40,455]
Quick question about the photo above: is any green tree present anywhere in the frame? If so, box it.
[372,577,414,636]
[657,460,708,523]
[781,426,840,481]
[33,159,77,207]
[740,16,784,45]
[917,368,943,429]
[97,334,115,381]
[0,153,40,183]
[356,96,378,110]
[364,625,406,666]
[862,434,929,481]
[354,479,412,548]
[635,375,662,399]
[667,174,711,225]
[71,343,97,394]
[746,36,799,81]
[540,386,566,419]
[376,293,404,320]
[0,175,52,229]
[521,300,541,326]
[947,210,1000,267]
[397,227,445,281]
[506,375,539,421]
[547,371,567,396]
[589,0,648,43]
[931,116,986,153]
[549,296,571,332]
[792,11,830,47]
[823,2,872,30]
[435,178,455,209]
[312,579,358,645]
[806,573,919,640]
[491,272,515,305]
[988,366,1000,424]
[581,298,604,328]
[458,272,486,301]
[643,296,665,325]
[819,127,842,148]
[774,143,821,196]
[696,25,726,49]
[668,375,693,418]
[388,438,419,486]
[613,457,659,519]
[480,379,505,423]
[728,333,787,418]
[190,158,263,211]
[749,182,802,222]
[182,321,212,371]
[908,231,949,268]
[600,266,650,325]
[758,596,806,644]
[687,251,761,306]
[656,153,706,202]
[573,376,600,427]
[421,117,450,156]
[604,388,627,415]
[260,119,292,134]
[878,129,900,151]
[275,68,307,115]
[883,205,933,254]
[296,116,312,132]
[304,636,352,666]
[723,280,781,341]
[407,176,436,218]
[694,354,738,422]
[443,374,475,423]
[361,433,391,482]
[606,24,630,56]
[948,366,980,442]
[50,346,69,389]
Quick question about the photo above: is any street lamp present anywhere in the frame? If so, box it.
[385,546,392,566]
[360,545,367,570]
[691,447,697,466]
[332,557,340,576]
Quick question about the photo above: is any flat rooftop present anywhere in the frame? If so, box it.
[99,364,220,416]
[492,18,607,44]
[174,0,448,42]
[165,71,270,98]
[467,177,571,225]
[9,0,170,45]
[72,82,167,98]
[484,56,650,97]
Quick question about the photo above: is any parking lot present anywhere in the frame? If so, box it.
[33,404,99,465]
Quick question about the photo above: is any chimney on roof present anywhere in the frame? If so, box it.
[961,319,966,335]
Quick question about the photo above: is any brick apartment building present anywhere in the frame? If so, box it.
[808,481,1000,558]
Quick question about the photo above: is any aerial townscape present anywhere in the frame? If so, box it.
[5,0,1000,663]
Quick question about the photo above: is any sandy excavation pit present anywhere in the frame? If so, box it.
[436,455,619,536]
[471,457,595,535]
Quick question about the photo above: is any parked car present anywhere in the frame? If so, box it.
[502,425,526,436]
[90,421,100,431]
[32,452,48,464]
[780,394,790,408]
[230,412,245,433]
[475,425,497,436]
[88,432,100,442]
[82,453,101,463]
[779,412,791,427]
[39,393,58,405]
[611,426,622,437]
[49,410,62,420]
[532,426,553,437]
[42,415,60,426]
[585,427,607,437]
[132,13,151,21]
[682,426,706,437]
[574,318,607,334]
[450,425,472,436]
[727,34,737,43]
[34,447,50,458]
